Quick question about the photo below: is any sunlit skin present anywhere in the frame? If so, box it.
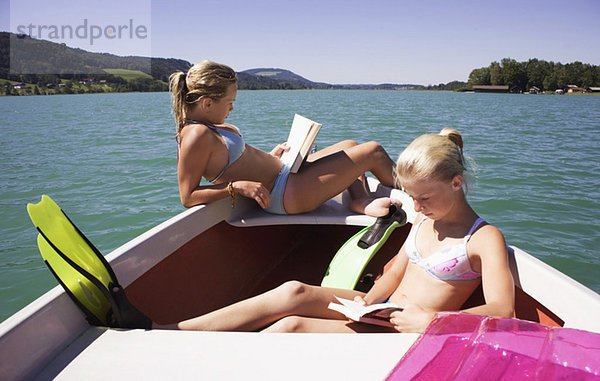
[353,175,514,332]
[177,83,398,215]
[156,173,514,333]
[178,84,285,203]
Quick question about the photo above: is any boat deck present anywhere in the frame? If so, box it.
[35,327,419,380]
[3,182,600,380]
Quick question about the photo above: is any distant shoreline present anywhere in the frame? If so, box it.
[2,86,597,97]
[3,33,599,97]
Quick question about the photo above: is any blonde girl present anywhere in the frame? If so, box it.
[170,60,397,216]
[158,128,514,333]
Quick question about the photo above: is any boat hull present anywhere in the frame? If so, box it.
[2,184,600,379]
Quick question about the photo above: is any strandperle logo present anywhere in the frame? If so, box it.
[15,19,148,45]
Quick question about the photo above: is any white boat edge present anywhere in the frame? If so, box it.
[1,182,599,380]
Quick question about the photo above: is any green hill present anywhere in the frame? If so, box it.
[103,68,153,80]
[1,31,424,94]
[240,68,331,89]
[1,32,191,79]
[240,67,422,90]
[0,32,192,93]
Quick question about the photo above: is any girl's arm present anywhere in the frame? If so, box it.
[181,181,271,209]
[461,225,515,318]
[178,127,219,207]
[389,224,515,333]
[356,213,417,305]
[357,245,409,305]
[178,128,270,208]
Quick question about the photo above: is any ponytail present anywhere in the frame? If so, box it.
[439,128,463,153]
[396,128,469,187]
[169,60,238,141]
[169,71,188,139]
[439,127,465,169]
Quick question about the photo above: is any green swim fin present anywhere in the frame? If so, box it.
[27,195,151,329]
[321,204,407,290]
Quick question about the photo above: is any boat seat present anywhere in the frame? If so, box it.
[27,195,151,328]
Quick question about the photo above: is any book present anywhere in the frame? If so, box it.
[328,296,404,327]
[280,114,322,173]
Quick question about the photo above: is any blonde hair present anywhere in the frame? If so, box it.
[169,60,237,137]
[396,128,467,187]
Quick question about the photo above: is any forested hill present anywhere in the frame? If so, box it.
[239,68,422,90]
[1,32,422,94]
[5,32,597,95]
[239,68,331,89]
[0,32,191,82]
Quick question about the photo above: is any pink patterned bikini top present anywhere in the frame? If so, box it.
[405,217,484,281]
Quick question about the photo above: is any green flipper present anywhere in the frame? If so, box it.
[27,195,151,329]
[321,204,407,290]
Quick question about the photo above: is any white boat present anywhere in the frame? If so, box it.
[1,179,600,380]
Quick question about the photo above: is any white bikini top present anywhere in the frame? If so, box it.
[405,217,484,281]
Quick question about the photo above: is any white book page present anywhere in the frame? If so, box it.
[280,114,319,171]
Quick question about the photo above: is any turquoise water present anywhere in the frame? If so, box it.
[1,91,599,322]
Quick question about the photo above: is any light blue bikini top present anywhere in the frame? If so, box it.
[405,217,484,281]
[183,119,246,183]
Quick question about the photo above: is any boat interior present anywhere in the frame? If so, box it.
[122,190,564,329]
[126,219,563,328]
[3,183,600,380]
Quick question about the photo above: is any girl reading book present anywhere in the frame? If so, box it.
[156,128,514,333]
[170,60,397,216]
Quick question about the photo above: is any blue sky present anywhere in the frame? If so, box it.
[2,0,599,85]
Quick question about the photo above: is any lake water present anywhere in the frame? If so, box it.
[1,90,599,322]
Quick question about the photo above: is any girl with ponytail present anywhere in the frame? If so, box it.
[169,60,398,216]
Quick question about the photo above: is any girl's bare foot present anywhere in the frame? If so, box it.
[350,197,402,217]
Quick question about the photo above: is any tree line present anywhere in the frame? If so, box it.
[2,73,170,96]
[419,81,468,91]
[0,32,189,94]
[468,58,600,92]
[2,31,599,94]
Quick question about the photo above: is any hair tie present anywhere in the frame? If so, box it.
[181,73,188,91]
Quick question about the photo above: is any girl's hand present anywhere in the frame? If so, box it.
[269,142,290,159]
[389,304,436,333]
[353,295,367,306]
[232,181,271,209]
[364,197,403,218]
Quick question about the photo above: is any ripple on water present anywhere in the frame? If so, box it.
[1,91,599,322]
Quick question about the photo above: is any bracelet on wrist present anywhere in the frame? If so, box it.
[227,181,235,208]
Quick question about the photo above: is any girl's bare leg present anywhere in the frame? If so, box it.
[284,141,396,214]
[310,140,373,202]
[167,281,363,332]
[306,140,358,162]
[264,316,396,333]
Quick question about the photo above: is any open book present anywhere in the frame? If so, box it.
[280,114,322,173]
[328,296,404,327]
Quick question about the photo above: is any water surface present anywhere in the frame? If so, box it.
[1,90,598,322]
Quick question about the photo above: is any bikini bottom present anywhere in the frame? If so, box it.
[263,163,291,215]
